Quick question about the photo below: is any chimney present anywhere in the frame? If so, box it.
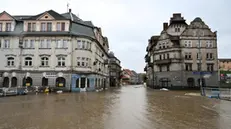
[69,9,72,13]
[163,22,168,30]
[98,28,102,35]
[173,13,181,18]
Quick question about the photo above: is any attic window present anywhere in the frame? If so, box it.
[103,43,105,46]
[45,16,48,18]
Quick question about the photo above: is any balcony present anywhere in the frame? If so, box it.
[148,63,153,68]
[145,56,150,63]
[155,59,171,65]
[144,66,147,71]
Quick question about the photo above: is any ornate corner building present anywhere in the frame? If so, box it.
[145,13,219,89]
[0,9,110,92]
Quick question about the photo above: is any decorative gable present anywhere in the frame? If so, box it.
[0,11,14,21]
[37,12,55,20]
[159,32,169,40]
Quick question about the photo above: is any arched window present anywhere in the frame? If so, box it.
[11,77,17,87]
[41,57,49,66]
[7,57,14,66]
[25,57,32,66]
[3,77,9,87]
[42,77,48,86]
[57,57,65,66]
[56,77,65,87]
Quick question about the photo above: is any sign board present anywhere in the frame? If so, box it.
[59,83,63,87]
[45,75,56,78]
[193,72,212,75]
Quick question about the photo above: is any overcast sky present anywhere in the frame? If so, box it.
[1,0,231,73]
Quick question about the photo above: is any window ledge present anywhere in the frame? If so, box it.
[39,48,51,49]
[5,66,16,68]
[23,66,33,68]
[75,48,92,52]
[39,66,50,68]
[23,48,35,49]
[56,66,66,68]
[55,48,68,49]
[76,66,91,68]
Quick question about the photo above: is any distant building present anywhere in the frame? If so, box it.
[121,69,139,85]
[145,13,218,89]
[108,52,121,87]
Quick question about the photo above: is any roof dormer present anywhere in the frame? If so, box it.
[0,11,16,32]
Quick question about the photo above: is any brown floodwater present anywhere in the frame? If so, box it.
[0,85,231,129]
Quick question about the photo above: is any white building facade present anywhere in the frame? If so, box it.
[0,9,110,92]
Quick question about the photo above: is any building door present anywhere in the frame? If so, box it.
[80,78,86,88]
[87,78,90,88]
[42,77,48,87]
[76,78,80,88]
[11,77,17,87]
[3,77,9,87]
[187,78,195,87]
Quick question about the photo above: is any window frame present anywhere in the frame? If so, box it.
[7,57,15,66]
[57,56,65,67]
[25,57,33,66]
[41,57,49,67]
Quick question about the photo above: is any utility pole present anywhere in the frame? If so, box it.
[198,30,205,96]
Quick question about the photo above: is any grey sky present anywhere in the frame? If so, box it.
[1,0,230,73]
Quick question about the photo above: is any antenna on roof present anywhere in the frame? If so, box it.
[67,2,69,12]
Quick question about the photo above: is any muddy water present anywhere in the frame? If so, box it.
[0,85,231,129]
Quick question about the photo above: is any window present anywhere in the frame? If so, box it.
[57,23,61,31]
[77,40,81,49]
[185,63,192,71]
[47,40,51,48]
[167,65,170,71]
[41,57,49,66]
[163,54,166,59]
[185,52,192,60]
[0,39,1,48]
[206,41,213,48]
[47,22,52,31]
[167,53,169,59]
[61,22,65,31]
[207,64,214,71]
[56,40,62,48]
[7,57,14,66]
[82,41,86,49]
[41,23,46,31]
[4,40,10,48]
[159,44,162,49]
[185,41,192,47]
[24,40,34,48]
[163,43,166,49]
[197,63,201,71]
[197,53,200,60]
[6,23,11,31]
[206,53,213,60]
[30,40,34,48]
[159,66,162,72]
[25,57,32,66]
[28,23,31,31]
[0,23,2,31]
[63,40,67,48]
[82,62,85,67]
[32,23,36,31]
[57,57,65,66]
[175,27,180,32]
[159,55,162,60]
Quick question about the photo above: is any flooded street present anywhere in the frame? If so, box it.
[0,85,231,129]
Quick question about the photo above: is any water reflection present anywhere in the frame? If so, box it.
[0,85,231,129]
